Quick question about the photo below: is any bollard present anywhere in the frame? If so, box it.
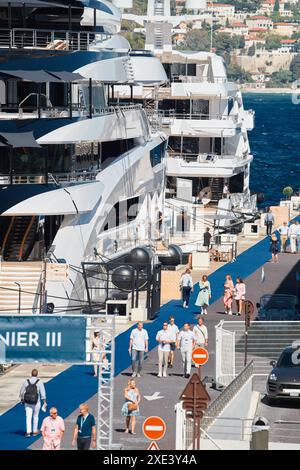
[250,416,269,450]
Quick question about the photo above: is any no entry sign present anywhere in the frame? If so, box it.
[192,347,209,366]
[143,416,166,441]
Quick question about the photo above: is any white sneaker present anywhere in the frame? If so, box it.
[157,373,162,378]
[163,372,167,378]
[132,372,137,378]
[183,301,186,308]
[228,310,232,316]
[204,309,208,315]
[137,373,141,378]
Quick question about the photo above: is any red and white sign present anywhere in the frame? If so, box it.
[192,347,209,366]
[143,416,166,441]
[147,441,160,450]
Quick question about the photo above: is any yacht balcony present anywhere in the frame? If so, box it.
[157,110,241,137]
[150,111,241,137]
[0,28,111,51]
[166,152,253,178]
[0,103,143,121]
[0,170,99,186]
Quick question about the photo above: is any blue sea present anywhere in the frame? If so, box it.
[243,93,300,207]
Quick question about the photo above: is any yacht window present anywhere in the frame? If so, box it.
[104,196,140,231]
[150,143,165,167]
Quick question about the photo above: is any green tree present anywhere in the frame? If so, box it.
[265,34,282,51]
[290,54,300,80]
[248,44,256,56]
[267,69,292,87]
[123,32,145,50]
[181,29,211,51]
[226,64,253,83]
[274,0,280,12]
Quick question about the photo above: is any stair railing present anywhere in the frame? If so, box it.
[1,217,15,259]
[18,216,36,261]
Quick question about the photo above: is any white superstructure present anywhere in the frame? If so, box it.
[0,0,168,314]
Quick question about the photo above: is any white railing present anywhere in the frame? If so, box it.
[175,362,254,450]
[216,320,300,378]
[0,28,111,51]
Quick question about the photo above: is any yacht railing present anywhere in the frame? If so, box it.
[176,75,228,84]
[0,103,143,120]
[0,170,99,185]
[151,110,239,122]
[0,28,111,51]
[168,153,247,164]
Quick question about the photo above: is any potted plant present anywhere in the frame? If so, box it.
[282,186,293,200]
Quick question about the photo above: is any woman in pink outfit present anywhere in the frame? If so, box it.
[223,275,234,315]
[235,277,246,316]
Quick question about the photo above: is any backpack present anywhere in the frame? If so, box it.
[23,379,39,405]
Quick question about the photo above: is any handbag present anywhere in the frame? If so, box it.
[128,402,138,412]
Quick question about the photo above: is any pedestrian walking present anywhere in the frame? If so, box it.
[179,268,193,308]
[288,220,298,254]
[91,329,100,377]
[156,322,172,377]
[264,208,274,236]
[72,403,96,450]
[41,407,65,451]
[20,368,47,437]
[278,222,288,252]
[234,277,246,316]
[177,323,196,378]
[193,317,208,351]
[296,221,300,253]
[223,274,234,315]
[203,228,212,251]
[128,322,148,378]
[195,275,211,315]
[167,316,179,368]
[270,233,279,263]
[222,182,230,199]
[121,379,141,435]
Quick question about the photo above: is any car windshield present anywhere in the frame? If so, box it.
[260,295,296,310]
[277,350,300,368]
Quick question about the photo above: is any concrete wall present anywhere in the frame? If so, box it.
[236,52,295,75]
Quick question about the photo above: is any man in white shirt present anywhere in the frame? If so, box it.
[223,183,230,199]
[288,221,298,254]
[177,323,196,378]
[180,269,193,308]
[128,322,149,378]
[193,318,208,368]
[20,369,47,437]
[278,221,288,253]
[167,316,179,369]
[156,322,172,377]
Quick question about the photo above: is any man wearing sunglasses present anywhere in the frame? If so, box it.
[41,407,65,450]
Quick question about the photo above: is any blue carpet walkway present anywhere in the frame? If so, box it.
[0,233,276,449]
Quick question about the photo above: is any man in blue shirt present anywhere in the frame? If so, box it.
[71,403,96,450]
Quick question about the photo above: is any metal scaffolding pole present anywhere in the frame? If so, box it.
[95,315,116,450]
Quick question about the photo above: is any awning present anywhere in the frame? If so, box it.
[1,181,104,216]
[49,71,84,82]
[0,131,42,149]
[0,70,61,83]
[0,69,84,83]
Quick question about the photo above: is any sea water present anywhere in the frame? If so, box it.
[243,93,300,207]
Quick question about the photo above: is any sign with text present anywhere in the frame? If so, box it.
[0,316,86,363]
[46,263,69,282]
